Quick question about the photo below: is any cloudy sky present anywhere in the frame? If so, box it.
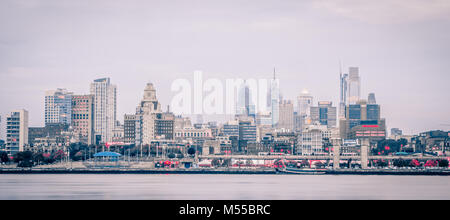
[1,0,449,137]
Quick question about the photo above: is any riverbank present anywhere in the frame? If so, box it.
[1,167,450,175]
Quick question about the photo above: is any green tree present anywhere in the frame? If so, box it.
[33,153,45,165]
[14,151,34,167]
[211,158,221,167]
[0,151,9,163]
[438,159,449,168]
[187,147,196,156]
[222,158,232,167]
[375,160,388,167]
[167,153,176,159]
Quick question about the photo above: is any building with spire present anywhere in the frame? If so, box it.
[125,83,175,146]
[136,83,162,145]
[270,68,280,127]
[339,65,349,119]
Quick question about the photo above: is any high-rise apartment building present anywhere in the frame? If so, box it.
[6,109,28,156]
[90,78,117,144]
[71,95,95,145]
[45,88,73,126]
[348,67,360,104]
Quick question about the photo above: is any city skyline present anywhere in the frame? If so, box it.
[1,0,450,136]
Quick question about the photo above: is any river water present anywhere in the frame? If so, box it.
[0,174,448,200]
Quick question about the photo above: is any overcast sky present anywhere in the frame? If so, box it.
[1,0,449,137]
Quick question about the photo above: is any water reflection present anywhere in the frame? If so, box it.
[0,174,448,200]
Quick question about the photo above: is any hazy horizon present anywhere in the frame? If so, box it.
[1,0,450,137]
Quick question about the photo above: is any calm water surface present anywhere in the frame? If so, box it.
[0,174,449,200]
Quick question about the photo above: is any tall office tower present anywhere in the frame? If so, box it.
[339,71,349,119]
[45,88,73,126]
[368,93,376,104]
[339,99,385,141]
[310,101,337,128]
[348,67,360,104]
[90,78,117,144]
[270,69,280,127]
[6,109,28,156]
[278,100,294,131]
[135,83,162,145]
[71,95,95,145]
[236,82,255,117]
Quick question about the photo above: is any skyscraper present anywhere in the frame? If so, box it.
[45,88,73,126]
[90,78,117,144]
[339,70,349,119]
[236,81,255,117]
[368,93,376,104]
[6,109,28,156]
[270,69,280,127]
[348,67,361,104]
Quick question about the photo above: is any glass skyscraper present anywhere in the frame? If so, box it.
[348,67,360,104]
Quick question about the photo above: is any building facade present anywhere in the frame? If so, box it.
[71,95,94,145]
[278,100,294,131]
[310,101,337,128]
[45,88,73,126]
[347,67,360,104]
[5,110,28,156]
[90,78,117,143]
